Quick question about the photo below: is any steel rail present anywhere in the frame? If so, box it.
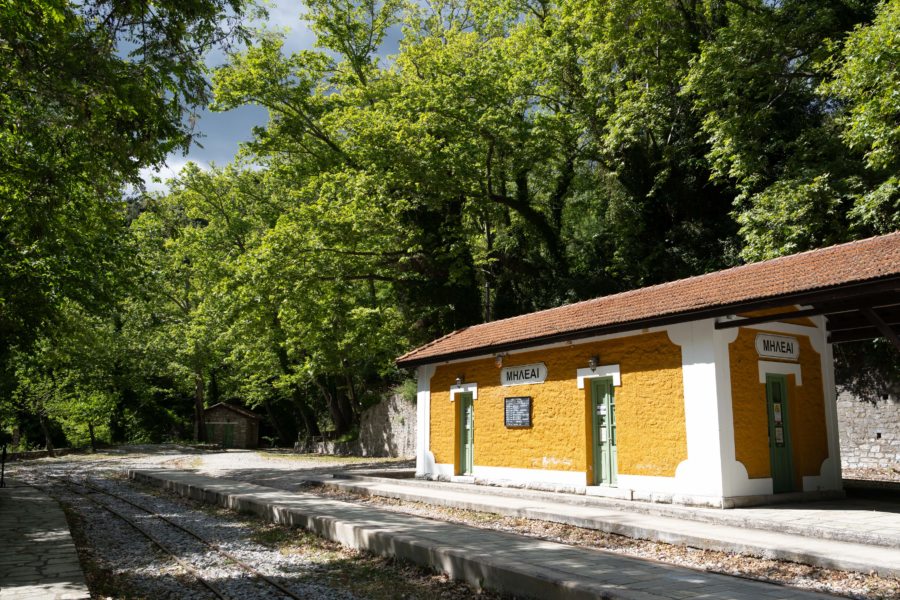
[52,477,230,600]
[55,475,307,600]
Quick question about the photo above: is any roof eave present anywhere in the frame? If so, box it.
[395,274,900,369]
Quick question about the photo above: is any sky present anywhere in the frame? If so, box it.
[140,0,318,191]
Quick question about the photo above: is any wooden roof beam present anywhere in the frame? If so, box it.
[830,326,881,344]
[827,305,900,331]
[861,307,900,352]
[715,307,823,330]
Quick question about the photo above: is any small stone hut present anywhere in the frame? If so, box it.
[398,233,900,508]
[204,403,261,449]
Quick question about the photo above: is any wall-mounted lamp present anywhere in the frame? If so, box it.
[494,353,504,368]
[455,375,464,386]
[588,355,599,372]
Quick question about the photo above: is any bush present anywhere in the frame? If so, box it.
[392,378,418,404]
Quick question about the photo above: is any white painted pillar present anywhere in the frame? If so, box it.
[668,321,728,498]
[814,315,843,490]
[711,325,765,498]
[415,365,436,477]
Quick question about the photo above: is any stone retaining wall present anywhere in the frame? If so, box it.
[837,390,900,469]
[299,393,416,457]
[357,393,416,458]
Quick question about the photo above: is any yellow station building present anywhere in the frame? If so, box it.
[396,233,900,507]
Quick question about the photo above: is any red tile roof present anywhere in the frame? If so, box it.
[397,232,900,367]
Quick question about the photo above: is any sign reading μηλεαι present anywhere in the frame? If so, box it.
[500,362,547,386]
[755,333,799,360]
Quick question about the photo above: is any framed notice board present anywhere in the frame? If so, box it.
[504,396,532,428]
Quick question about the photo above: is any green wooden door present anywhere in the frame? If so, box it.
[766,374,794,493]
[222,423,236,449]
[458,392,474,475]
[591,378,617,486]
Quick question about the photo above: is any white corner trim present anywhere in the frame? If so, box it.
[416,365,436,478]
[576,365,621,389]
[449,382,478,401]
[821,338,842,484]
[758,361,802,386]
[431,463,455,479]
[671,320,726,497]
[802,457,841,492]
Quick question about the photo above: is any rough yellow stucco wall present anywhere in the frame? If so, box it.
[730,328,828,484]
[429,331,687,480]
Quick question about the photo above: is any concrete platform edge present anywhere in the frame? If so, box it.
[318,478,899,578]
[338,473,885,547]
[129,469,631,600]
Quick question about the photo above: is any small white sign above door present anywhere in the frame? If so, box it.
[755,333,799,361]
[501,362,547,386]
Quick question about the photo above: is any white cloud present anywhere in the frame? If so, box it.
[258,0,316,55]
[139,158,209,193]
[265,0,305,29]
[141,0,395,190]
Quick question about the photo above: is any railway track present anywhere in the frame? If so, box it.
[50,475,310,600]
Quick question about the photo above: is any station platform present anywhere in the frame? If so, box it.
[317,471,900,576]
[0,479,90,600]
[131,468,856,600]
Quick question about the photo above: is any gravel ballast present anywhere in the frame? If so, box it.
[9,448,504,600]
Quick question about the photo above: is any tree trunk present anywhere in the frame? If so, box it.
[262,399,291,446]
[269,310,319,439]
[87,422,96,453]
[209,368,221,405]
[483,218,495,322]
[342,371,359,424]
[39,413,54,453]
[292,387,321,438]
[329,389,354,437]
[194,373,206,442]
[315,375,354,437]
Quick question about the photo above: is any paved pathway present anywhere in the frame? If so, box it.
[132,469,846,600]
[0,480,89,600]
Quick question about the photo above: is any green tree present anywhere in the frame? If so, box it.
[821,0,900,396]
[213,0,746,339]
[683,0,879,259]
[0,0,254,440]
[822,0,900,236]
[12,0,897,448]
[129,168,234,442]
[8,300,119,450]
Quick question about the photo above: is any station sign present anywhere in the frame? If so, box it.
[755,333,799,361]
[500,362,547,386]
